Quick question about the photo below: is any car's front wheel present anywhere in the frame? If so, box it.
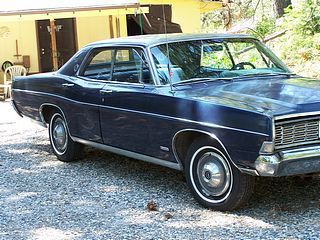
[48,111,82,162]
[185,138,255,211]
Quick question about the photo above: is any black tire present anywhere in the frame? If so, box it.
[185,138,255,211]
[48,111,82,162]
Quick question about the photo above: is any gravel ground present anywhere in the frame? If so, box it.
[0,100,320,240]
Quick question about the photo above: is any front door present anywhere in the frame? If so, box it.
[37,18,77,72]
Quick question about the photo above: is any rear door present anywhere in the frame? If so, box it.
[62,48,113,143]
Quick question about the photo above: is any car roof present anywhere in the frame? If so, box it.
[85,33,257,48]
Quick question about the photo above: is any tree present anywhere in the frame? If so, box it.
[273,0,292,18]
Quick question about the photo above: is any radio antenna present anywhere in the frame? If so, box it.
[162,5,173,92]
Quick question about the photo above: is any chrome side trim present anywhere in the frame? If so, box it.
[73,137,182,171]
[238,167,259,176]
[39,104,73,141]
[13,89,268,137]
[275,140,320,150]
[275,111,320,120]
[172,129,248,173]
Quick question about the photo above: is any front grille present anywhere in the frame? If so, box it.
[275,118,320,149]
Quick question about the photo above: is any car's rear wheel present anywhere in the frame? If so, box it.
[49,111,82,162]
[185,138,255,211]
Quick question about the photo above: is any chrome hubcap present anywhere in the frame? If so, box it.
[52,117,67,154]
[197,152,231,197]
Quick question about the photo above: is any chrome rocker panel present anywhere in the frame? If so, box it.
[255,145,320,176]
[72,137,182,171]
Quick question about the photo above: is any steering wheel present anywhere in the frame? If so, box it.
[231,62,256,70]
[190,66,220,79]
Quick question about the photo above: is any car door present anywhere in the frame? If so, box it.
[65,47,114,142]
[99,47,160,156]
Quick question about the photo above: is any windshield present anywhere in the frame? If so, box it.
[150,38,290,84]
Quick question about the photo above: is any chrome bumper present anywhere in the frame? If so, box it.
[11,100,23,118]
[255,146,320,176]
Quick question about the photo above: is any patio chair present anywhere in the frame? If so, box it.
[2,65,27,98]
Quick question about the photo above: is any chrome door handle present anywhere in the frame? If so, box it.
[100,89,113,94]
[62,83,74,87]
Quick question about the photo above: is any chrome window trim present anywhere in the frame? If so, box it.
[13,88,269,137]
[146,46,161,85]
[146,36,258,49]
[76,45,157,86]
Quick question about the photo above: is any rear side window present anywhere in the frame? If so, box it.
[82,49,114,80]
[82,47,153,84]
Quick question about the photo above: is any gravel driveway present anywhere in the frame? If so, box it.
[0,100,320,240]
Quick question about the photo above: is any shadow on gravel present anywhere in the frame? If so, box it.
[243,175,320,214]
[78,147,320,220]
[2,138,320,238]
[1,142,52,157]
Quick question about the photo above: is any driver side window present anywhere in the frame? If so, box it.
[112,48,153,84]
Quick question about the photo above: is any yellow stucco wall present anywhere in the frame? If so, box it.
[0,15,124,83]
[0,0,221,83]
[76,14,128,48]
[139,0,202,33]
[0,20,38,83]
[76,16,111,48]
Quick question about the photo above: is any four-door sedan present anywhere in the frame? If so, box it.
[11,33,320,210]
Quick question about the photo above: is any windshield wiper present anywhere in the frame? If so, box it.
[172,77,233,86]
[236,72,296,79]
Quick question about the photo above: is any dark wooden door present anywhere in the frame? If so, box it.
[37,18,77,72]
[55,18,77,68]
[37,20,53,72]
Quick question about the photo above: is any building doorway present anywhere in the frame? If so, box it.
[36,18,77,72]
[126,5,182,36]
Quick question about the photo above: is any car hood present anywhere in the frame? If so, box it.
[179,76,320,117]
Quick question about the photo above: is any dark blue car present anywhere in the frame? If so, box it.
[11,33,320,210]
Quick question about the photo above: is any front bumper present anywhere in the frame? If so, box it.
[255,145,320,176]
